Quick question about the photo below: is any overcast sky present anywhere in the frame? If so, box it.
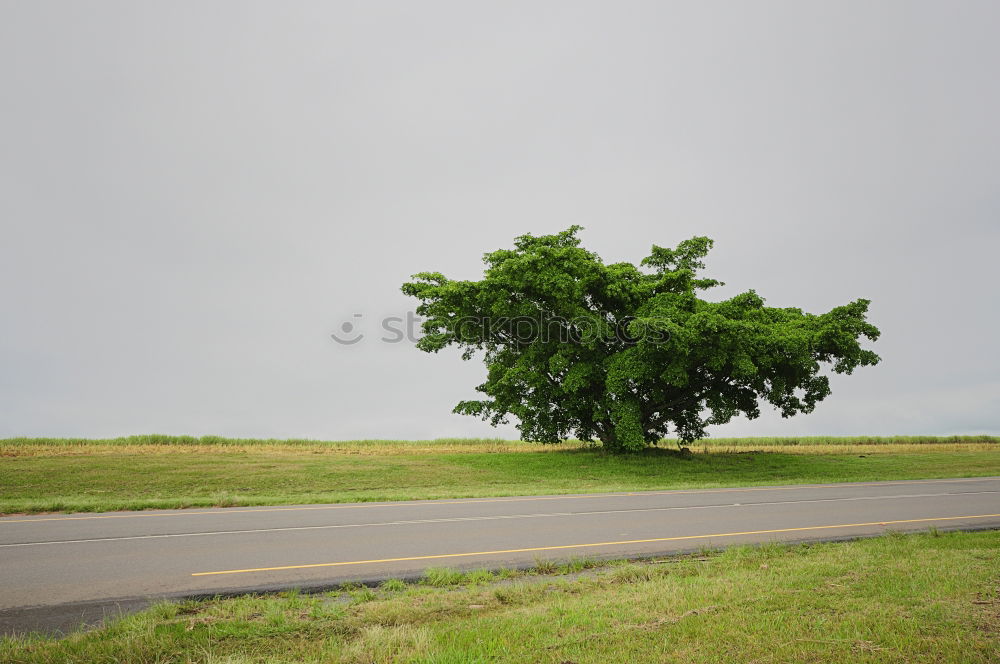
[1,1,997,441]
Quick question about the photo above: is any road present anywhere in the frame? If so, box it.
[2,477,999,635]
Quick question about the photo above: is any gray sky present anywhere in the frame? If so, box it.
[2,1,997,440]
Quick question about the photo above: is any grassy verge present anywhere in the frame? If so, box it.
[3,530,998,663]
[1,436,998,514]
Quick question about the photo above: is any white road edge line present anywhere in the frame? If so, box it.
[2,490,997,548]
[2,477,998,524]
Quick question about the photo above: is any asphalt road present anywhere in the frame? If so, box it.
[2,477,999,635]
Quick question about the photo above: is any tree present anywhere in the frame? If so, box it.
[401,227,880,452]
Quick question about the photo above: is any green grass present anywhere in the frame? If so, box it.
[1,436,998,514]
[4,530,998,663]
[4,434,997,454]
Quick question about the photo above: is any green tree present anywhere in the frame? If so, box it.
[402,227,880,452]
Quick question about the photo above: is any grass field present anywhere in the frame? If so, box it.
[1,435,997,514]
[3,530,998,663]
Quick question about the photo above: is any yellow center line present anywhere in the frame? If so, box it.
[3,477,996,524]
[191,513,1000,576]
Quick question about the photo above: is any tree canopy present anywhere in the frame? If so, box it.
[402,227,881,452]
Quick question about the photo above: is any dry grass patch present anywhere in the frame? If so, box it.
[2,435,998,514]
